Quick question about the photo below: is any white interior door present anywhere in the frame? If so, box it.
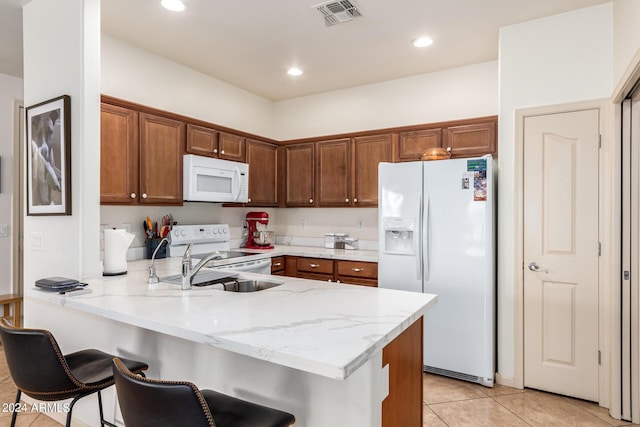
[523,109,600,401]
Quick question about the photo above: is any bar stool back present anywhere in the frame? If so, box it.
[112,357,295,427]
[0,321,148,427]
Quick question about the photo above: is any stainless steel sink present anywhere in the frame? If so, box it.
[222,278,283,292]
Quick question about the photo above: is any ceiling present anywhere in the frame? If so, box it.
[1,0,611,101]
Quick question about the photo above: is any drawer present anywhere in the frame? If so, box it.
[336,260,377,279]
[271,256,285,274]
[296,257,334,275]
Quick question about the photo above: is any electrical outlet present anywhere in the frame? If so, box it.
[358,220,363,230]
[300,219,307,229]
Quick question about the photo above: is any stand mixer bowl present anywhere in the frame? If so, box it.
[252,230,274,246]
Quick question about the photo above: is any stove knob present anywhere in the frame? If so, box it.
[179,229,186,237]
[212,229,218,234]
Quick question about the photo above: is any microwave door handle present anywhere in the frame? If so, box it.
[232,167,241,201]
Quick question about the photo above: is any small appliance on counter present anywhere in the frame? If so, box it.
[245,212,274,249]
[103,228,135,276]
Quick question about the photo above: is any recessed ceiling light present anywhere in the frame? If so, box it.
[412,37,433,48]
[287,68,303,77]
[161,0,187,12]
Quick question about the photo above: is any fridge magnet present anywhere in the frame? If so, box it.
[473,170,487,201]
[26,95,71,215]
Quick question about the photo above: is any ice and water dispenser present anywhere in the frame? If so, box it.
[382,217,416,255]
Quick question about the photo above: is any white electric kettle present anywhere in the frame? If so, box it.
[103,229,135,276]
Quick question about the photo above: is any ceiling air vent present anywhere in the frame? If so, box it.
[313,0,363,27]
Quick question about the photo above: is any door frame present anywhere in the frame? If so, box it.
[11,100,24,297]
[511,99,615,409]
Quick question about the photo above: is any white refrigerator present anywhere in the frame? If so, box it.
[378,156,495,387]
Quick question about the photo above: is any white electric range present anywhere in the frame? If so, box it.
[167,224,271,274]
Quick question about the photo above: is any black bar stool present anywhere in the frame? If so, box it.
[112,357,296,426]
[0,320,148,427]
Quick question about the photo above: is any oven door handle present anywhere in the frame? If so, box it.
[215,258,271,272]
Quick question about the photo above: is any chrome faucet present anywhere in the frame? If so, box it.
[181,243,228,290]
[147,238,169,284]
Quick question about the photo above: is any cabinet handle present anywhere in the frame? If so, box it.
[221,150,225,155]
[213,148,218,154]
[354,198,358,203]
[309,263,320,268]
[130,193,136,199]
[248,198,252,203]
[345,198,349,203]
[273,262,282,267]
[309,198,314,204]
[446,147,452,152]
[141,193,148,199]
[352,268,364,272]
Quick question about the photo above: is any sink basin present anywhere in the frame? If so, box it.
[222,278,283,292]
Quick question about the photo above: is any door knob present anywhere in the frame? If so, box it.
[528,262,548,273]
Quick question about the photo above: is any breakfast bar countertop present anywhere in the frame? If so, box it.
[26,257,435,380]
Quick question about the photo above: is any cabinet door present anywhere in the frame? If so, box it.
[100,103,139,204]
[352,134,393,207]
[246,139,278,206]
[218,132,245,162]
[395,128,442,162]
[443,120,496,158]
[316,138,351,207]
[139,113,185,205]
[284,143,315,207]
[186,124,218,157]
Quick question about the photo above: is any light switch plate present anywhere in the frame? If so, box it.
[0,224,7,237]
[31,232,44,251]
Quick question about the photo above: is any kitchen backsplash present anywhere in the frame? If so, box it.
[100,205,378,259]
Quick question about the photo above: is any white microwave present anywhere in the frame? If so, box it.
[183,154,249,203]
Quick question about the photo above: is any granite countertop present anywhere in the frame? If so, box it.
[27,254,435,381]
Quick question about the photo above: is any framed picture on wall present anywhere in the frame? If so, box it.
[26,95,71,216]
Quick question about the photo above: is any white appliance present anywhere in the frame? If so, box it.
[167,224,271,274]
[378,155,495,387]
[183,155,249,203]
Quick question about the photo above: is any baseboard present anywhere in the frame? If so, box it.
[495,372,522,389]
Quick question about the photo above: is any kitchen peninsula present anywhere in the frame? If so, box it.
[26,257,436,427]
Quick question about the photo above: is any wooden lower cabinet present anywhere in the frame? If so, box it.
[271,256,285,275]
[282,256,378,286]
[382,317,423,427]
[336,260,378,287]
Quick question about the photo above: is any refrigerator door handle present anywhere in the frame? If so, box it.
[417,194,423,281]
[423,195,430,281]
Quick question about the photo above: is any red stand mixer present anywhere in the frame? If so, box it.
[245,212,274,249]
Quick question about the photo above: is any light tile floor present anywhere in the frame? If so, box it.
[0,340,637,427]
[423,373,640,427]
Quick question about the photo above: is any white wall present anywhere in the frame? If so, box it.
[101,34,275,139]
[497,3,613,381]
[613,0,640,88]
[0,73,22,294]
[273,61,498,140]
[23,0,101,293]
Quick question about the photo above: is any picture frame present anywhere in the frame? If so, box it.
[26,95,71,215]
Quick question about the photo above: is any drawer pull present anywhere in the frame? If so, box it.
[352,268,364,272]
[309,263,320,268]
[272,262,282,267]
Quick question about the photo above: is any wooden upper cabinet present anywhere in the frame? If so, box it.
[284,143,316,207]
[100,104,139,204]
[352,134,393,207]
[139,113,185,205]
[246,139,278,207]
[316,139,351,207]
[395,128,442,162]
[218,132,245,162]
[186,126,245,162]
[186,124,218,157]
[443,119,497,158]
